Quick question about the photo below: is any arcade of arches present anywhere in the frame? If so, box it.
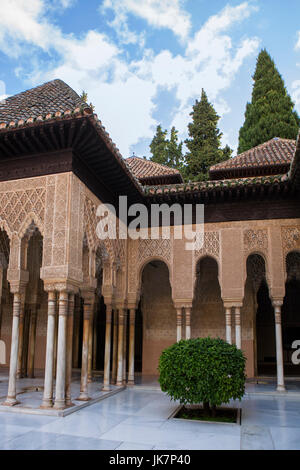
[0,173,299,410]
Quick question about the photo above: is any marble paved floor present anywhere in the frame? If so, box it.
[0,387,299,450]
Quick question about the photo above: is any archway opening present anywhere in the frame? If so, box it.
[0,228,10,369]
[246,254,275,376]
[140,260,174,376]
[281,252,300,376]
[21,224,44,377]
[192,256,224,339]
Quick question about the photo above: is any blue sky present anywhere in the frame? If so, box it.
[0,0,300,158]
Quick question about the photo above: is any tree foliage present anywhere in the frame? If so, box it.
[158,337,246,411]
[238,49,300,153]
[150,125,184,170]
[184,89,230,181]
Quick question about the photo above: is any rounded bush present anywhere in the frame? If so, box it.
[158,337,246,408]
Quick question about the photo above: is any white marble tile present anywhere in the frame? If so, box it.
[270,426,300,450]
[116,441,154,450]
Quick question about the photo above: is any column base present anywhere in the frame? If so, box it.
[127,380,135,386]
[276,385,286,393]
[53,400,66,410]
[116,381,123,386]
[3,398,20,407]
[76,394,91,401]
[102,385,111,392]
[65,401,75,407]
[40,402,53,410]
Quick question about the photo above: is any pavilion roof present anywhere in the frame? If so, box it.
[209,138,296,180]
[126,156,183,185]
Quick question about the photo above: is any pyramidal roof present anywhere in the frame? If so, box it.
[210,137,296,179]
[0,79,84,124]
[126,156,183,185]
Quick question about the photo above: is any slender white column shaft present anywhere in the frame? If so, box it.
[128,309,136,385]
[102,306,112,391]
[122,310,127,383]
[41,291,56,408]
[77,296,93,401]
[65,293,75,406]
[53,291,68,409]
[28,307,38,378]
[225,308,232,344]
[274,303,286,392]
[185,307,191,340]
[4,293,22,406]
[116,309,124,386]
[16,302,25,379]
[235,307,241,349]
[111,310,118,384]
[176,308,182,342]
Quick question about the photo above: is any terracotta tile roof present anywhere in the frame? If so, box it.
[145,174,288,196]
[0,79,85,123]
[126,156,183,185]
[209,138,296,179]
[0,79,144,196]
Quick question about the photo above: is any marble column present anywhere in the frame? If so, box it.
[273,301,286,392]
[225,307,232,344]
[87,307,94,383]
[116,308,124,386]
[16,298,25,379]
[111,310,118,384]
[77,295,93,401]
[72,296,81,369]
[235,307,241,350]
[41,291,56,409]
[65,293,75,407]
[102,305,112,391]
[4,292,22,406]
[53,291,69,410]
[176,307,183,342]
[53,301,59,379]
[28,305,38,378]
[122,310,127,384]
[185,307,191,340]
[128,308,136,386]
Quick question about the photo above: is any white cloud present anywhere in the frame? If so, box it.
[295,31,300,50]
[102,0,191,42]
[0,1,259,156]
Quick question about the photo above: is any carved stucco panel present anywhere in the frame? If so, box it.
[244,229,268,255]
[194,231,220,259]
[281,226,300,254]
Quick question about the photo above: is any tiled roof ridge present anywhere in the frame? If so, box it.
[144,174,287,195]
[126,156,181,176]
[210,137,296,172]
[210,137,296,170]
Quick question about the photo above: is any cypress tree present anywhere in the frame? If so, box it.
[150,125,168,165]
[238,49,300,154]
[166,126,184,170]
[184,89,228,181]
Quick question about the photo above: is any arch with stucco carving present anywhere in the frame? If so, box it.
[137,256,173,296]
[18,212,44,240]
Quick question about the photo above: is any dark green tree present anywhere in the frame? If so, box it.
[149,125,168,165]
[159,337,246,416]
[166,126,184,170]
[238,49,300,154]
[184,89,228,181]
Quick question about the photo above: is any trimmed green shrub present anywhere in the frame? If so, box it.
[158,337,246,415]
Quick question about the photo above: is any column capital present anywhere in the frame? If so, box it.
[223,299,243,309]
[43,280,79,295]
[271,298,284,308]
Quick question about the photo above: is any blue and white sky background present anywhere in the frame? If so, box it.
[0,0,300,158]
